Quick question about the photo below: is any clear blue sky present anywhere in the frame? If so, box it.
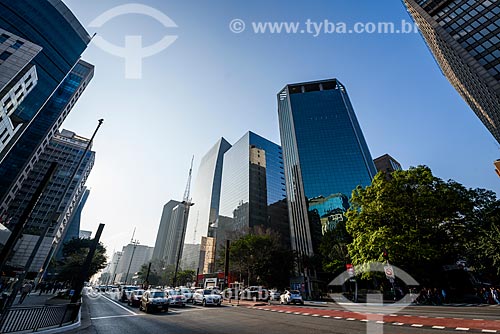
[62,0,500,256]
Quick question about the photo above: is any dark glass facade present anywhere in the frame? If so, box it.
[217,131,289,270]
[278,79,376,257]
[404,0,500,143]
[181,138,231,272]
[0,0,91,204]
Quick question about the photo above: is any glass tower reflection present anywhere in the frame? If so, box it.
[277,79,376,258]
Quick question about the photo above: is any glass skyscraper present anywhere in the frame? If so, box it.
[181,138,231,272]
[277,79,376,259]
[216,131,289,271]
[403,0,500,144]
[0,0,92,208]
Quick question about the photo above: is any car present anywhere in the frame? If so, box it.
[240,286,269,301]
[280,290,304,305]
[192,289,222,306]
[178,287,194,303]
[269,289,282,301]
[119,285,139,302]
[128,289,144,307]
[166,289,187,307]
[140,290,169,313]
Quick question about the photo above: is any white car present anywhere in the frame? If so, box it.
[280,290,304,305]
[179,287,194,303]
[193,288,222,306]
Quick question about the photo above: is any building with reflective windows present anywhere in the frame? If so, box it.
[0,0,92,211]
[215,131,289,272]
[277,78,376,261]
[403,0,500,144]
[5,129,95,273]
[181,138,231,272]
[0,28,41,154]
[152,200,181,261]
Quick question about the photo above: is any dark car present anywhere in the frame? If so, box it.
[140,290,169,313]
[128,289,144,307]
[120,285,139,302]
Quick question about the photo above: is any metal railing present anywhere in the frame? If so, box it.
[0,303,80,333]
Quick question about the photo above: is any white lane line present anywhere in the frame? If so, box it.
[481,330,497,333]
[346,318,355,321]
[411,324,423,327]
[101,295,137,315]
[376,321,384,324]
[302,313,310,316]
[312,314,320,317]
[456,328,470,331]
[360,319,369,322]
[91,314,142,320]
[322,316,331,318]
[432,326,446,329]
[474,319,485,321]
[392,322,404,326]
[334,316,343,319]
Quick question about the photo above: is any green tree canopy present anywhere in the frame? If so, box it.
[345,165,499,284]
[55,237,107,283]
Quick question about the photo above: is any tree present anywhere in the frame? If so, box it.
[136,259,176,286]
[55,237,107,284]
[345,165,499,284]
[319,219,352,276]
[226,231,294,289]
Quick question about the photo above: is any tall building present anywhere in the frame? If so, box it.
[215,131,289,273]
[0,28,42,154]
[0,60,94,218]
[5,129,95,272]
[152,200,181,260]
[0,0,92,211]
[114,244,153,284]
[494,159,500,177]
[277,78,376,260]
[403,0,500,144]
[374,154,403,174]
[152,200,191,266]
[181,138,231,272]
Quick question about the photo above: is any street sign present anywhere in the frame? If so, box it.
[384,265,395,279]
[346,264,355,278]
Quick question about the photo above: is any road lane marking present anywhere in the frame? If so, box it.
[456,328,470,331]
[91,314,143,320]
[481,330,497,333]
[411,324,423,327]
[101,294,137,315]
[432,326,446,329]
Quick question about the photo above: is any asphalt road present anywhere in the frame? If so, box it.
[69,293,500,334]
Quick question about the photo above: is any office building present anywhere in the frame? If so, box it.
[374,154,403,174]
[494,159,500,177]
[277,78,376,260]
[215,132,289,273]
[5,129,95,272]
[79,230,92,239]
[0,28,42,154]
[152,200,181,260]
[181,138,231,272]
[152,200,190,266]
[0,0,92,212]
[114,244,153,284]
[0,60,94,219]
[403,0,500,144]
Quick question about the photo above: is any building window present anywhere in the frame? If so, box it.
[11,40,24,50]
[0,51,12,61]
[0,33,9,43]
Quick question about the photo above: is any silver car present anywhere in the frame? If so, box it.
[192,289,222,306]
[280,290,304,305]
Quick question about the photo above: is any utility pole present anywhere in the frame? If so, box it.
[173,157,194,287]
[124,238,139,285]
[71,223,105,303]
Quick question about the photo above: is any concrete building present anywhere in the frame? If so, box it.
[403,0,500,144]
[152,200,181,260]
[5,129,95,273]
[374,154,403,175]
[114,244,153,284]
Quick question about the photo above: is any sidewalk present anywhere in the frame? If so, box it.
[9,291,65,308]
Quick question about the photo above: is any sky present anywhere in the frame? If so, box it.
[61,0,500,259]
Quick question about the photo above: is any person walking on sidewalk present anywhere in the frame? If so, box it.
[18,281,33,304]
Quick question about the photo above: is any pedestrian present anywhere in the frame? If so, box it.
[18,281,33,304]
[491,287,499,305]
